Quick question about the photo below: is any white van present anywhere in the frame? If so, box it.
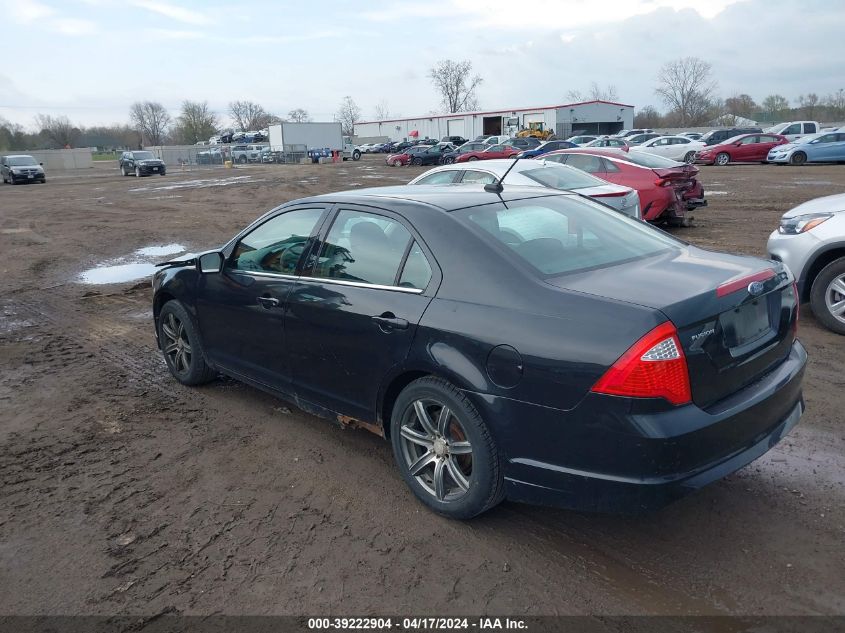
[765,121,820,142]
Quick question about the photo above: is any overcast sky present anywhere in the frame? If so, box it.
[1,0,843,129]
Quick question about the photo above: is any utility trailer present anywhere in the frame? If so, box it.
[267,122,361,161]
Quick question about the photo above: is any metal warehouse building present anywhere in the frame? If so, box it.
[354,100,635,142]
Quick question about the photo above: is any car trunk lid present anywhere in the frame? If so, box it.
[549,246,798,409]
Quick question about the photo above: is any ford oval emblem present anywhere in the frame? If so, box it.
[747,281,765,296]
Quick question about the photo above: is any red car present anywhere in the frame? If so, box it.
[696,133,789,166]
[454,143,520,163]
[543,148,705,226]
[385,145,432,167]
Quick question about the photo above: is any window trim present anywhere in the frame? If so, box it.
[301,203,441,295]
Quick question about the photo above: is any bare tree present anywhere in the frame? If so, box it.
[797,93,819,119]
[567,83,618,102]
[724,93,758,119]
[173,100,218,144]
[633,105,663,128]
[428,59,483,113]
[654,57,718,126]
[287,108,310,123]
[129,102,171,146]
[335,96,361,136]
[34,114,80,148]
[228,100,273,131]
[823,89,845,116]
[761,94,790,120]
[373,100,392,120]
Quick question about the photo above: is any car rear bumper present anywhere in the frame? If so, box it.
[469,339,806,513]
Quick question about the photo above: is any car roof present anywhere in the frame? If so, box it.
[3,154,36,158]
[302,184,571,211]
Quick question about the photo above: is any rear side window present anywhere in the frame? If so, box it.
[399,242,432,290]
[313,210,411,287]
[804,123,817,133]
[229,208,324,274]
[520,165,607,190]
[461,170,496,184]
[458,198,679,277]
[563,154,604,173]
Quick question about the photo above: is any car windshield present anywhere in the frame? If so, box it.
[457,197,679,277]
[7,156,38,166]
[619,152,683,168]
[134,151,155,160]
[797,133,826,144]
[519,164,608,190]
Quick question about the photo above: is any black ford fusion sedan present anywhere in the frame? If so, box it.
[152,185,806,519]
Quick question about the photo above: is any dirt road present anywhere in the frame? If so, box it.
[1,158,844,619]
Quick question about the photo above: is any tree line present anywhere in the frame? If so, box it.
[3,56,843,151]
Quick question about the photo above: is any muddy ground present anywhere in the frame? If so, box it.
[1,157,843,620]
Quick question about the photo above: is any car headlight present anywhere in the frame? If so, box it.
[778,213,834,234]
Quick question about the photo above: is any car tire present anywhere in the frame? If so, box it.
[715,152,730,166]
[40,178,46,184]
[810,258,845,335]
[790,152,807,166]
[392,159,403,167]
[135,166,141,177]
[238,155,247,164]
[8,174,15,185]
[157,300,217,385]
[121,165,128,176]
[466,156,478,161]
[443,157,454,164]
[412,157,423,166]
[683,151,696,164]
[390,376,505,520]
[160,170,166,176]
[353,150,361,161]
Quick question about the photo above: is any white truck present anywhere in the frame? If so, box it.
[765,121,820,142]
[267,122,361,161]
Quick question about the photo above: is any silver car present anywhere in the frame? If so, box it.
[767,193,845,334]
[407,159,640,218]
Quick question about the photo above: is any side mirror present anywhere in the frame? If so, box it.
[39,162,44,166]
[198,252,224,274]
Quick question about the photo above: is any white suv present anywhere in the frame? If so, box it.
[767,193,845,334]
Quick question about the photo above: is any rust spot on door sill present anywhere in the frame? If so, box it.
[337,415,384,438]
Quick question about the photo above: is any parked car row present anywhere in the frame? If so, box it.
[209,129,269,145]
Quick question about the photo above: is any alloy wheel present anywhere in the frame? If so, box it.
[399,399,473,502]
[161,312,193,375]
[825,274,845,325]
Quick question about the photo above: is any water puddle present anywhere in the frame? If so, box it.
[792,180,834,186]
[708,191,730,195]
[78,244,190,285]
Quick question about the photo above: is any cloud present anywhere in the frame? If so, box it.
[129,0,213,26]
[363,0,747,29]
[51,18,98,36]
[146,28,208,40]
[3,0,55,23]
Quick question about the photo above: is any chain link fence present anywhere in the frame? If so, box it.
[144,143,321,170]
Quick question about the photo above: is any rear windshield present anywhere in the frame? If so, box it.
[621,152,683,168]
[519,164,608,190]
[458,196,680,277]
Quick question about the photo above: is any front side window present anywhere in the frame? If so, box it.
[229,208,324,274]
[416,171,459,185]
[458,198,679,277]
[783,124,801,135]
[313,210,412,287]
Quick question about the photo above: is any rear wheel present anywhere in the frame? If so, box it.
[715,152,730,166]
[467,156,479,161]
[238,155,247,164]
[790,152,807,166]
[412,157,423,166]
[392,159,403,167]
[683,151,696,164]
[810,258,845,335]
[157,300,217,385]
[390,376,504,519]
[443,156,454,164]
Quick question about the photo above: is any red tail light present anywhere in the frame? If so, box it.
[715,269,775,297]
[654,178,671,187]
[591,321,691,406]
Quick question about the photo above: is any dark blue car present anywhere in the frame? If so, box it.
[518,139,578,158]
[152,186,805,519]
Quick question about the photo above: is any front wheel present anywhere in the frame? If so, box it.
[683,151,696,164]
[790,152,807,166]
[715,152,730,166]
[412,157,423,166]
[352,150,361,161]
[466,156,479,161]
[121,165,128,176]
[443,157,454,164]
[135,166,141,177]
[238,155,247,164]
[810,258,845,335]
[157,300,217,385]
[390,376,504,519]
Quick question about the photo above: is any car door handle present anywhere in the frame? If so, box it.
[257,295,280,309]
[372,313,409,331]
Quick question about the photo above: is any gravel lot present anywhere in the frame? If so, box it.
[1,157,844,619]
